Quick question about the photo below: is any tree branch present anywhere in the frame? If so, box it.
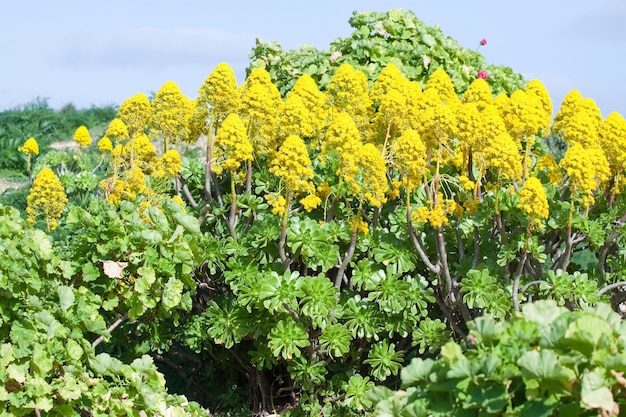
[92,313,129,348]
[335,227,358,289]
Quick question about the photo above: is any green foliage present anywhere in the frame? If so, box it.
[369,300,626,416]
[248,9,526,96]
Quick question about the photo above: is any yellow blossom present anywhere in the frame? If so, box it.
[105,118,130,143]
[212,113,253,176]
[117,93,151,138]
[198,62,240,120]
[424,69,459,108]
[412,206,430,223]
[475,131,522,182]
[325,63,372,127]
[265,193,286,217]
[560,142,609,205]
[98,136,113,152]
[357,143,389,207]
[599,112,626,187]
[458,175,475,191]
[73,126,91,147]
[158,149,183,178]
[394,129,427,191]
[269,135,314,194]
[462,78,492,112]
[535,154,562,185]
[151,80,190,149]
[19,137,39,156]
[518,176,549,220]
[428,203,449,228]
[299,194,322,212]
[26,167,68,230]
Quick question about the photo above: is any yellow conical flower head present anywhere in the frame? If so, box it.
[106,118,130,143]
[411,88,439,144]
[553,90,583,136]
[269,135,314,193]
[117,93,151,138]
[73,125,91,147]
[525,79,552,128]
[276,94,312,140]
[477,132,522,182]
[493,93,510,121]
[374,85,410,137]
[356,143,389,207]
[503,90,547,144]
[462,78,492,112]
[370,62,405,106]
[394,129,427,191]
[158,149,183,178]
[480,105,507,146]
[577,98,603,132]
[26,167,68,230]
[321,112,362,158]
[325,63,372,127]
[19,137,39,156]
[212,113,253,176]
[151,80,190,147]
[98,136,113,153]
[199,62,239,120]
[239,69,282,149]
[431,101,457,144]
[560,142,609,204]
[404,80,424,130]
[561,106,600,149]
[518,176,549,220]
[290,74,326,131]
[185,98,206,145]
[456,102,484,151]
[599,112,626,176]
[535,154,563,185]
[425,69,459,108]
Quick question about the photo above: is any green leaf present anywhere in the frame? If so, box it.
[162,277,183,311]
[172,210,201,235]
[517,349,576,383]
[401,357,435,387]
[522,300,567,326]
[57,285,75,314]
[66,339,83,360]
[135,266,156,294]
[581,369,617,413]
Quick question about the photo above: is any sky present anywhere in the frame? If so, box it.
[1,0,626,117]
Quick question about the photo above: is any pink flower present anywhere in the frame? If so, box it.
[477,71,488,80]
[480,38,487,46]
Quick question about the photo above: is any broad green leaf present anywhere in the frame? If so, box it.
[517,349,576,382]
[162,277,183,311]
[581,369,617,414]
[401,358,435,387]
[66,339,83,360]
[57,285,75,314]
[135,266,156,294]
[522,300,567,326]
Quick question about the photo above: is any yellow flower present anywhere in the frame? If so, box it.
[325,63,372,127]
[475,132,521,182]
[425,69,459,108]
[427,203,449,228]
[299,194,322,212]
[394,129,427,191]
[535,154,562,185]
[26,167,68,230]
[158,149,183,178]
[19,137,39,156]
[98,136,113,152]
[525,79,552,132]
[212,113,253,175]
[458,175,475,191]
[73,125,91,147]
[357,143,389,207]
[503,90,548,143]
[199,62,240,120]
[599,112,626,183]
[560,142,609,205]
[349,216,370,235]
[317,182,331,200]
[462,78,492,112]
[518,176,549,220]
[150,80,190,148]
[117,93,151,138]
[105,118,129,143]
[270,135,314,193]
[456,102,484,151]
[265,193,286,217]
[412,206,430,223]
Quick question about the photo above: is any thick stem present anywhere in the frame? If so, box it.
[406,204,440,274]
[512,250,528,312]
[436,228,455,304]
[472,226,481,268]
[180,177,198,208]
[228,174,238,240]
[335,226,358,289]
[92,313,129,348]
[246,159,252,195]
[598,281,626,296]
[278,191,293,270]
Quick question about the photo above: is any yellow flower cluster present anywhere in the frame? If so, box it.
[458,175,475,191]
[265,193,286,217]
[26,167,68,230]
[158,149,183,178]
[535,155,562,185]
[456,102,483,152]
[100,166,148,205]
[299,194,322,212]
[277,75,325,140]
[239,68,282,151]
[424,69,459,108]
[150,80,190,147]
[462,78,492,112]
[98,136,113,153]
[394,129,427,191]
[198,62,240,120]
[357,143,389,207]
[325,63,372,127]
[599,112,626,191]
[73,125,91,147]
[559,142,610,206]
[269,135,314,194]
[518,176,549,220]
[19,137,39,156]
[105,118,130,143]
[502,89,549,143]
[412,197,460,228]
[212,113,253,176]
[349,216,370,235]
[117,93,151,138]
[476,132,521,182]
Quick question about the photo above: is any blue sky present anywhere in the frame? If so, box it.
[1,0,625,117]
